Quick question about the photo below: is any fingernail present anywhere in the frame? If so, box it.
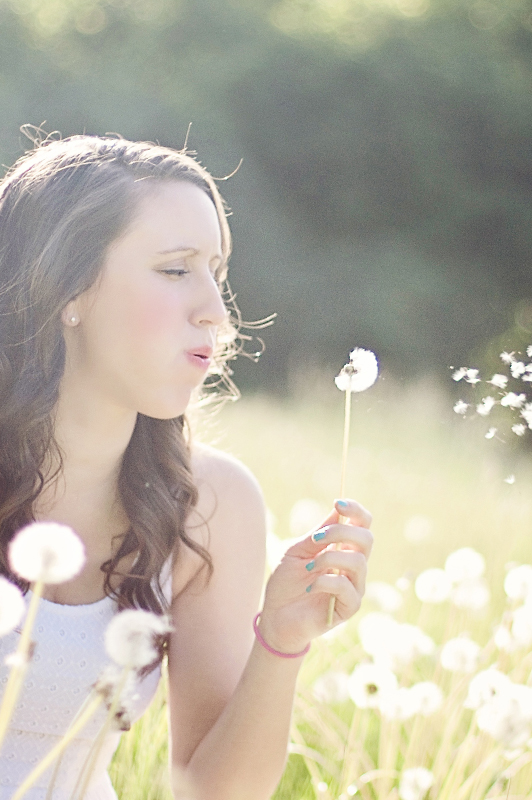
[312,529,327,542]
[336,500,348,509]
[305,560,315,572]
[306,584,312,593]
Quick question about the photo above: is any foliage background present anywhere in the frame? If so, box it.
[0,0,531,388]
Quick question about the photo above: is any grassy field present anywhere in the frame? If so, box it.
[110,376,532,799]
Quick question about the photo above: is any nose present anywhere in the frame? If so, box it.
[192,273,227,328]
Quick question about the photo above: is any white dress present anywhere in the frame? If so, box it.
[0,582,169,800]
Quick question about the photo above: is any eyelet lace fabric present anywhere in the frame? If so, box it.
[0,587,168,800]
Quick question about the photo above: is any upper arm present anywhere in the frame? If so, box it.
[167,445,267,766]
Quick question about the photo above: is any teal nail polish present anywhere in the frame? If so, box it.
[312,529,327,542]
[306,584,312,593]
[305,560,315,572]
[337,500,348,508]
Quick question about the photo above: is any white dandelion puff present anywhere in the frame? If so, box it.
[501,392,526,408]
[494,624,518,652]
[464,668,513,710]
[445,547,485,583]
[0,577,25,636]
[335,348,378,393]
[476,396,496,416]
[510,361,526,378]
[512,423,527,436]
[105,609,172,669]
[476,684,532,749]
[464,368,481,384]
[488,374,508,389]
[440,636,481,673]
[409,681,444,716]
[511,604,532,647]
[348,662,398,709]
[485,427,497,439]
[527,346,532,358]
[365,581,403,613]
[8,522,85,584]
[380,686,418,721]
[504,564,532,601]
[453,400,469,415]
[93,664,138,731]
[312,670,351,704]
[398,767,435,800]
[521,403,532,428]
[500,351,515,364]
[452,368,467,381]
[415,568,451,604]
[451,578,490,611]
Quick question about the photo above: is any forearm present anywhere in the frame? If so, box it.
[177,640,304,800]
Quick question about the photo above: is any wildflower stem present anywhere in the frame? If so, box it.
[0,579,43,752]
[10,693,103,800]
[327,388,352,627]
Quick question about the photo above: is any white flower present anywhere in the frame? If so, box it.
[464,668,513,710]
[512,424,526,436]
[440,637,481,673]
[445,547,485,583]
[511,605,532,647]
[409,681,444,716]
[415,568,451,604]
[476,396,496,416]
[358,613,435,669]
[335,348,379,393]
[358,612,397,658]
[501,392,526,408]
[488,374,508,389]
[504,565,532,601]
[380,686,418,720]
[451,579,490,611]
[398,767,434,800]
[365,581,403,613]
[485,427,497,439]
[510,361,526,378]
[500,351,515,365]
[348,662,398,709]
[464,368,480,384]
[313,671,351,704]
[452,368,467,381]
[0,577,25,636]
[8,522,85,584]
[453,400,468,415]
[105,609,172,668]
[476,684,532,748]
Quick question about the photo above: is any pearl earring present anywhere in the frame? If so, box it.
[68,315,78,325]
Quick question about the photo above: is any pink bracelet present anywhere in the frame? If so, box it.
[253,613,311,659]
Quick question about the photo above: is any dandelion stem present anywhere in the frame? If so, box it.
[11,694,103,800]
[0,579,43,752]
[327,389,352,627]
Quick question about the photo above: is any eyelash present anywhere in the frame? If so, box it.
[160,268,189,278]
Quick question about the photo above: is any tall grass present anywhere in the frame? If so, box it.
[110,376,532,799]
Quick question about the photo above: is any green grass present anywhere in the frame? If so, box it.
[110,378,532,799]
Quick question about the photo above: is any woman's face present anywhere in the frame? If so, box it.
[64,180,227,419]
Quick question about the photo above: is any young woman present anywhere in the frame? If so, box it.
[0,135,373,800]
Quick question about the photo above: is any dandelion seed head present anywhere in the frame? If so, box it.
[380,686,418,721]
[504,564,532,601]
[476,685,532,748]
[8,522,85,584]
[335,348,379,393]
[105,609,172,668]
[488,374,509,389]
[501,351,515,365]
[464,668,513,710]
[445,547,485,583]
[348,662,398,709]
[485,427,497,439]
[415,568,451,604]
[511,604,532,647]
[0,576,25,636]
[465,368,481,384]
[440,636,481,673]
[512,423,527,436]
[451,578,490,611]
[511,361,526,378]
[408,681,444,716]
[476,396,496,416]
[398,767,435,800]
[453,400,468,415]
[494,624,518,653]
[312,670,350,704]
[365,581,403,613]
[452,368,467,381]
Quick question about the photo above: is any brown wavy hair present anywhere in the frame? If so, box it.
[0,133,237,615]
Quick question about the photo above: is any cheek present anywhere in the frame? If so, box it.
[116,284,183,342]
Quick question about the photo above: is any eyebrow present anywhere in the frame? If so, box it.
[157,247,223,265]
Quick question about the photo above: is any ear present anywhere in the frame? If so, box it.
[61,301,80,327]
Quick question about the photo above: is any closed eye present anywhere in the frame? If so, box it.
[159,267,189,278]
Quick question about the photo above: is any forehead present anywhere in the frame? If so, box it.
[120,180,223,254]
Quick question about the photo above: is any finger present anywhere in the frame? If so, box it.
[284,522,373,560]
[307,573,364,619]
[335,499,372,528]
[310,549,368,589]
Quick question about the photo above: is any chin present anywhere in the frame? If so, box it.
[137,392,193,420]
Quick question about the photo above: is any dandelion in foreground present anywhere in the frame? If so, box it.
[512,423,526,436]
[453,400,468,415]
[348,662,398,709]
[500,351,515,364]
[0,577,25,636]
[408,681,444,716]
[510,604,532,647]
[9,522,85,584]
[451,578,490,611]
[464,668,513,710]
[365,581,403,613]
[476,396,496,416]
[380,686,418,720]
[445,547,485,583]
[504,564,532,601]
[476,684,532,749]
[500,392,526,409]
[488,373,508,389]
[398,767,435,800]
[440,636,480,673]
[105,609,172,669]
